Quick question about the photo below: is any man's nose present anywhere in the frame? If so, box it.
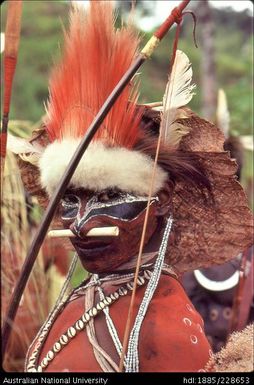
[70,211,89,238]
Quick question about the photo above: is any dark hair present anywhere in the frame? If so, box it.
[134,136,212,199]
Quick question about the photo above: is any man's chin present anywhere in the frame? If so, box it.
[74,245,111,272]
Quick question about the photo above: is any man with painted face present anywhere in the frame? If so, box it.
[10,2,253,373]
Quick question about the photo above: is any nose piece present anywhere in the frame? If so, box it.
[70,218,93,238]
[70,222,83,238]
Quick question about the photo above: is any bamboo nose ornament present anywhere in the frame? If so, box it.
[47,227,119,238]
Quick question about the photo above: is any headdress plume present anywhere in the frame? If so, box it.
[45,1,141,148]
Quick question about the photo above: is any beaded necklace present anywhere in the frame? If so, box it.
[26,268,152,372]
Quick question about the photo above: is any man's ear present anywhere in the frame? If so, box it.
[155,183,173,217]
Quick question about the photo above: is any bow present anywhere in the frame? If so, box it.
[2,0,191,358]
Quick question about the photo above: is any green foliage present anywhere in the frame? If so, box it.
[138,8,253,137]
[71,259,89,288]
[1,1,252,136]
[1,1,68,122]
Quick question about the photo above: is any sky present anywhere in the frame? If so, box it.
[73,0,253,12]
[155,0,253,12]
[73,1,253,31]
[137,1,253,31]
[1,1,252,51]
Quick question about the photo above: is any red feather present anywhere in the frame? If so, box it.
[45,1,141,149]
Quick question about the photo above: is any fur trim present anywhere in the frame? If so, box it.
[39,139,167,196]
[206,324,254,372]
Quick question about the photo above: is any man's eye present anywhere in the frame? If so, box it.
[60,194,79,219]
[98,190,119,203]
[61,194,79,207]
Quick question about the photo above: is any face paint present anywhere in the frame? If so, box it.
[60,189,159,273]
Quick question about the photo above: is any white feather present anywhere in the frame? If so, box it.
[7,134,42,154]
[160,50,195,145]
[7,134,43,165]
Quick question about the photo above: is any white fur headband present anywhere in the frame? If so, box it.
[39,139,167,196]
[8,135,167,196]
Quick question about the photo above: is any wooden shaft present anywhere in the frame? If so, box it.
[1,1,22,193]
[229,249,252,334]
[155,0,190,40]
[142,101,162,107]
[3,1,22,118]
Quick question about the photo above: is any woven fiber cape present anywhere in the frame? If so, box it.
[14,107,253,273]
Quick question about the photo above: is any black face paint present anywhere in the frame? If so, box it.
[60,190,158,227]
[85,200,148,221]
[60,194,80,220]
[73,192,155,233]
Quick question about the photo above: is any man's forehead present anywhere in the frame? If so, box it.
[64,187,121,197]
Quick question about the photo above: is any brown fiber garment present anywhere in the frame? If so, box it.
[166,113,253,272]
[16,111,253,272]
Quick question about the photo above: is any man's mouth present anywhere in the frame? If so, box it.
[71,238,114,256]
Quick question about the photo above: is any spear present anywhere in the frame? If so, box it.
[1,0,22,192]
[1,0,190,358]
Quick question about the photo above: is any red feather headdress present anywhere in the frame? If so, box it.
[45,1,141,148]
